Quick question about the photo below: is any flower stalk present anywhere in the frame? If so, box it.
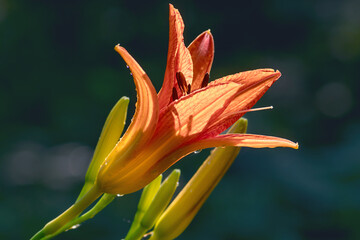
[31,185,102,240]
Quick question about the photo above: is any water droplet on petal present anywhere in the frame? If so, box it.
[126,65,129,68]
[193,150,202,154]
[130,72,133,76]
[116,194,123,197]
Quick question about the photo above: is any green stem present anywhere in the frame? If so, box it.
[30,185,103,240]
[124,225,148,240]
[40,193,115,240]
[76,181,94,202]
[76,193,115,222]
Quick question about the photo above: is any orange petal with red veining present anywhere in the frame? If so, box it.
[97,46,159,192]
[200,69,281,138]
[154,69,281,141]
[158,4,192,109]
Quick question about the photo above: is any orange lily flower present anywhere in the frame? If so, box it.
[96,4,298,195]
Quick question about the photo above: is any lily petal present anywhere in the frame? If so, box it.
[140,133,297,194]
[97,46,159,192]
[158,4,193,108]
[155,69,281,141]
[172,6,193,88]
[200,69,282,138]
[192,133,299,149]
[188,30,214,91]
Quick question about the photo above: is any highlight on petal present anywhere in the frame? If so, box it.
[188,30,214,91]
[150,119,247,240]
[77,97,129,201]
[96,46,159,193]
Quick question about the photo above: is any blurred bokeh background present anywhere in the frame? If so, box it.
[1,0,359,239]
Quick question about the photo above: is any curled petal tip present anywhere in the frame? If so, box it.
[169,3,175,11]
[275,70,281,77]
[114,44,125,53]
[262,68,281,80]
[283,140,299,149]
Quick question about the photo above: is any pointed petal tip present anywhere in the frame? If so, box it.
[274,70,281,80]
[114,44,125,53]
[200,29,213,39]
[275,69,282,77]
[279,139,298,149]
[283,140,299,149]
[261,68,280,74]
[260,68,282,81]
[169,3,176,11]
[205,30,213,41]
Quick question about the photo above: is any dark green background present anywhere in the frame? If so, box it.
[1,0,359,239]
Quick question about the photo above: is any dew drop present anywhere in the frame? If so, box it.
[126,65,129,69]
[71,224,80,229]
[193,150,202,154]
[130,72,133,76]
[66,224,81,231]
[117,194,124,197]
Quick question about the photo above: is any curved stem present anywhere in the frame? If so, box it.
[30,185,103,240]
[76,193,115,222]
[41,193,115,240]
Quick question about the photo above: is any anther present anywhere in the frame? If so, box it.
[172,87,179,101]
[201,73,210,88]
[176,72,187,94]
[187,84,191,94]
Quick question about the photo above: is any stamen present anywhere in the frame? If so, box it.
[243,106,273,113]
[187,84,191,94]
[223,106,274,118]
[172,87,179,101]
[201,73,210,88]
[176,72,187,94]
